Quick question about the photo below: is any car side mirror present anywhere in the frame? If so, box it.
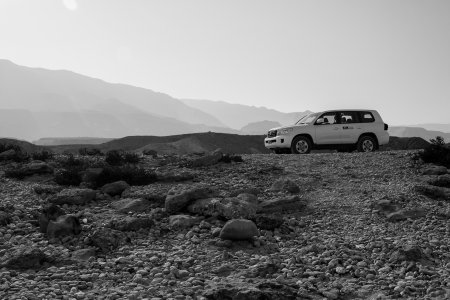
[315,118,324,125]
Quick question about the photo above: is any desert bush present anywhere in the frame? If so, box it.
[93,165,157,187]
[105,150,123,165]
[4,168,28,180]
[418,136,450,168]
[0,143,30,162]
[31,150,54,161]
[78,147,103,156]
[123,152,140,164]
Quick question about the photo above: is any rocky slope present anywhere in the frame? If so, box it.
[0,151,449,299]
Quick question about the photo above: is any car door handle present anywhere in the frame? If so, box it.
[343,126,353,130]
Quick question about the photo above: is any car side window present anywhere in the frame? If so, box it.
[316,113,337,125]
[338,111,358,124]
[358,111,375,123]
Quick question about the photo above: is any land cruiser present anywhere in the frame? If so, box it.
[264,109,389,154]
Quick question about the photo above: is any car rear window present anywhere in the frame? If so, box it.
[358,112,375,123]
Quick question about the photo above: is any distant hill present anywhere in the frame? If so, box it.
[0,138,44,153]
[181,99,311,129]
[410,123,450,133]
[34,137,115,146]
[0,59,233,140]
[388,126,450,144]
[48,132,270,155]
[241,120,282,135]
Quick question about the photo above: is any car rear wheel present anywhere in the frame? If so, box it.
[291,136,312,154]
[357,136,376,152]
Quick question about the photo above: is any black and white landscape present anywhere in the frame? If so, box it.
[1,1,450,300]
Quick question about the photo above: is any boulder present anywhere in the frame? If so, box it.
[219,219,259,240]
[156,171,195,182]
[0,211,12,226]
[258,196,307,213]
[414,185,450,201]
[47,215,82,238]
[109,217,153,231]
[112,198,152,213]
[191,149,223,167]
[165,184,218,214]
[49,188,96,206]
[71,248,96,261]
[428,174,450,188]
[253,214,284,230]
[11,162,53,177]
[0,149,16,160]
[101,180,130,197]
[89,228,129,252]
[390,245,424,263]
[169,214,202,229]
[33,184,63,195]
[270,178,300,194]
[2,247,49,269]
[187,194,258,220]
[422,165,448,175]
[38,204,66,233]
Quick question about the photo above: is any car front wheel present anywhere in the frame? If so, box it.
[357,136,376,152]
[291,136,312,154]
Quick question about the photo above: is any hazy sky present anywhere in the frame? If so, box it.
[1,0,449,125]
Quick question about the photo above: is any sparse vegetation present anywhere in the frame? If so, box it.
[78,147,103,156]
[0,143,30,162]
[31,150,54,161]
[418,136,450,168]
[105,150,140,165]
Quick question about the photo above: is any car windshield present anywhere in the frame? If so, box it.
[295,113,319,124]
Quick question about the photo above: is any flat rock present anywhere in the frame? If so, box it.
[219,219,259,240]
[101,180,130,197]
[165,184,217,214]
[414,185,450,201]
[49,188,96,205]
[169,214,202,229]
[1,247,49,269]
[258,195,307,213]
[112,198,152,213]
[203,281,298,300]
[109,216,154,231]
[71,248,96,261]
[187,193,258,219]
[422,165,448,175]
[89,228,129,252]
[428,174,450,188]
[253,214,284,230]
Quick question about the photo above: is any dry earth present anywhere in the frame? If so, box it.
[0,151,449,300]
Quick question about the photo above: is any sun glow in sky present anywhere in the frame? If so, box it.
[0,0,449,125]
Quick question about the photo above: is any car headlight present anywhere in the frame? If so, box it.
[278,128,293,135]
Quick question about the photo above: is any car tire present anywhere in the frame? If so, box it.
[357,136,376,152]
[291,136,312,154]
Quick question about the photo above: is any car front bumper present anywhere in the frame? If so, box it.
[264,136,292,150]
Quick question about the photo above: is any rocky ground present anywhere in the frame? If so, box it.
[0,150,449,300]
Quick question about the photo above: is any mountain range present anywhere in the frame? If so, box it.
[0,59,448,143]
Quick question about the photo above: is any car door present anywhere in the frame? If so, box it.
[314,112,341,144]
[337,111,359,143]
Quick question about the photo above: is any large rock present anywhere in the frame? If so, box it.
[414,185,450,201]
[258,196,307,213]
[49,188,96,206]
[187,194,258,219]
[80,168,104,185]
[1,247,49,269]
[191,149,223,167]
[390,245,424,263]
[89,228,129,252]
[219,219,259,240]
[33,184,63,195]
[47,215,82,238]
[165,184,217,214]
[112,198,152,213]
[387,208,427,222]
[422,165,448,175]
[0,149,16,160]
[14,162,54,177]
[203,281,298,300]
[169,214,202,229]
[0,211,12,226]
[428,174,450,188]
[38,204,66,233]
[270,178,300,194]
[109,217,153,231]
[101,180,130,197]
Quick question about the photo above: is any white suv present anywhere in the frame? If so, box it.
[264,109,389,154]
